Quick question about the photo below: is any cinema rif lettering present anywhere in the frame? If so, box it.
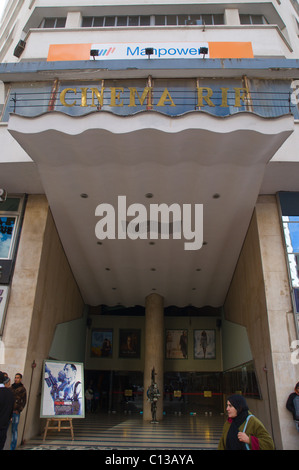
[59,85,249,109]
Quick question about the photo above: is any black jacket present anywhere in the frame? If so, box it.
[286,392,299,420]
[0,387,15,428]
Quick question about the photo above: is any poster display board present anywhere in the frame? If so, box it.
[40,360,85,419]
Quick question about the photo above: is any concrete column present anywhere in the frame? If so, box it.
[65,12,82,28]
[224,9,240,25]
[143,293,164,421]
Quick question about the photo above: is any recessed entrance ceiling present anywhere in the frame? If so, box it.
[8,111,293,308]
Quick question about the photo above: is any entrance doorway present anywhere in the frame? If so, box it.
[84,370,223,415]
[85,370,144,413]
[164,371,223,415]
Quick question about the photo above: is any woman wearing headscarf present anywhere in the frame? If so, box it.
[218,394,275,450]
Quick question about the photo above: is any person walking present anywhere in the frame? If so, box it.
[0,371,15,450]
[10,373,27,450]
[286,382,299,431]
[218,394,275,450]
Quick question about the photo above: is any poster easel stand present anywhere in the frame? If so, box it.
[43,418,74,440]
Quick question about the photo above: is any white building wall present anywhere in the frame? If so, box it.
[0,0,299,62]
[0,0,299,449]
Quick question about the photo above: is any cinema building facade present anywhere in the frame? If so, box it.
[0,0,299,449]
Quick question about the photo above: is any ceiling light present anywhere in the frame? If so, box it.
[145,193,154,198]
[80,193,88,198]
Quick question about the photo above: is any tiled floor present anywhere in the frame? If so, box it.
[19,412,225,450]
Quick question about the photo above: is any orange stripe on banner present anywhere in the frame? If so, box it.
[47,44,92,61]
[209,42,254,59]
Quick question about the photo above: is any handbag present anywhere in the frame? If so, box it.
[242,414,254,450]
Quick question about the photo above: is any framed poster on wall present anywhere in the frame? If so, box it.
[40,360,85,418]
[194,329,216,359]
[165,329,188,359]
[119,329,141,358]
[91,328,113,357]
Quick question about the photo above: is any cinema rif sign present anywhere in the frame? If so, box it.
[59,85,249,109]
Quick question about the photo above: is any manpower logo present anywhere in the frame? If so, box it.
[91,46,116,58]
[126,43,209,58]
[95,196,203,250]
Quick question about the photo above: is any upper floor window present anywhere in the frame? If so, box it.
[82,15,151,27]
[81,14,224,28]
[239,14,268,25]
[40,17,66,28]
[155,14,224,25]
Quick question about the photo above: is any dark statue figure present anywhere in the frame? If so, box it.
[147,367,160,423]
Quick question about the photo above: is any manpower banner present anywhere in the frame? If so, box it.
[47,41,254,61]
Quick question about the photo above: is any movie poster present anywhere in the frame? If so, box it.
[40,360,85,418]
[194,329,216,359]
[165,329,188,359]
[91,328,113,358]
[119,329,141,358]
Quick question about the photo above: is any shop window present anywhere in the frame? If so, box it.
[223,361,261,398]
[0,196,24,335]
[279,192,299,330]
[282,214,299,288]
[0,197,22,261]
